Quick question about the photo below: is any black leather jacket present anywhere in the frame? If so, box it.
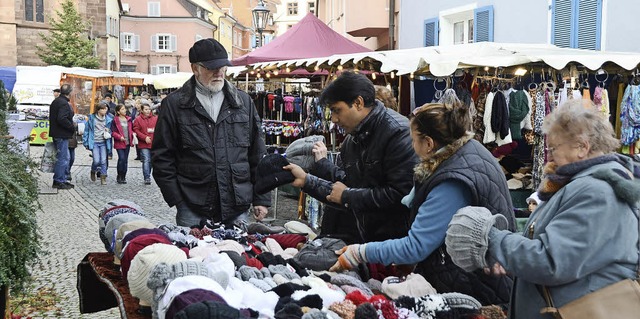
[303,101,418,243]
[152,77,270,221]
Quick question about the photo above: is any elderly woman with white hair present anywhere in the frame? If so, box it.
[446,99,640,319]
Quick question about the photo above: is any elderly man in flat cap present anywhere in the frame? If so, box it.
[152,38,270,228]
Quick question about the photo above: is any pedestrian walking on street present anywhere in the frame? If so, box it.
[111,104,134,184]
[49,84,75,189]
[152,38,270,228]
[66,121,78,181]
[133,102,157,185]
[83,102,113,185]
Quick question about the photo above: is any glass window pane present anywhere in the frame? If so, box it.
[454,21,464,44]
[468,19,474,43]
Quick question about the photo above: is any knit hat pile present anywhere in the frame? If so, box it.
[283,221,317,240]
[127,243,187,305]
[104,213,148,254]
[99,201,145,251]
[113,219,156,262]
[156,275,230,319]
[381,273,437,299]
[121,233,173,280]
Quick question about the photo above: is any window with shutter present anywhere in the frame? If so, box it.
[133,35,140,51]
[251,35,256,48]
[424,18,438,47]
[552,0,573,48]
[552,0,601,50]
[576,0,601,50]
[148,2,160,17]
[170,35,177,52]
[474,5,494,42]
[151,35,158,51]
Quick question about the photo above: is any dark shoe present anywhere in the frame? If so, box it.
[144,179,151,185]
[122,173,127,184]
[64,182,75,188]
[66,176,72,181]
[134,157,140,160]
[90,171,96,182]
[52,182,73,190]
[116,174,123,184]
[100,175,107,185]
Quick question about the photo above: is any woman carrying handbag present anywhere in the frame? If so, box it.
[111,104,135,184]
[83,102,113,185]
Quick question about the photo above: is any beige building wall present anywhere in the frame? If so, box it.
[316,0,394,51]
[106,0,121,70]
[0,1,17,66]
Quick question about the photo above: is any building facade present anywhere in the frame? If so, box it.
[400,0,640,52]
[314,0,397,51]
[1,0,122,68]
[119,0,217,73]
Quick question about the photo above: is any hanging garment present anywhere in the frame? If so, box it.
[616,82,626,138]
[620,85,640,146]
[593,86,611,117]
[491,91,510,139]
[534,90,545,136]
[473,91,487,143]
[557,87,568,106]
[508,90,530,140]
[483,92,496,144]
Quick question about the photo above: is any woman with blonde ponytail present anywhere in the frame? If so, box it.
[327,101,516,306]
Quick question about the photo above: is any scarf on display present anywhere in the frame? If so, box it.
[537,154,621,201]
[508,90,529,139]
[414,133,473,182]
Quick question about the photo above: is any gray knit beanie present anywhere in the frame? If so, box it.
[104,213,148,253]
[286,135,325,172]
[445,206,508,272]
[440,292,482,310]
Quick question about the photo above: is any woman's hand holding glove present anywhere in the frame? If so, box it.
[445,206,508,272]
[329,244,367,272]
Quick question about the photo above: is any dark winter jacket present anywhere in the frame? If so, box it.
[412,139,515,306]
[49,95,75,138]
[303,101,418,244]
[490,91,510,139]
[152,77,270,221]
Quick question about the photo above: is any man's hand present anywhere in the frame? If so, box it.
[253,206,269,221]
[312,141,328,161]
[326,181,348,204]
[145,136,151,144]
[329,244,367,272]
[283,163,307,188]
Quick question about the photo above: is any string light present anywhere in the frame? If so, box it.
[266,72,271,78]
[314,65,319,71]
[410,72,414,79]
[286,67,291,73]
[337,65,343,71]
[273,70,279,76]
[390,72,395,79]
[371,72,377,80]
[257,73,261,78]
[250,71,254,75]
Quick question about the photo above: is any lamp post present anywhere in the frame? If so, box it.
[252,0,270,48]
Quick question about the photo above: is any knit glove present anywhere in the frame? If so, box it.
[445,206,508,272]
[329,244,367,272]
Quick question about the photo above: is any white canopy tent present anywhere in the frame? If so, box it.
[229,42,640,77]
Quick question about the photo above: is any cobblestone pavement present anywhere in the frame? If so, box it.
[28,144,299,318]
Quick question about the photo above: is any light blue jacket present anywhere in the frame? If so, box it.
[489,159,640,319]
[82,113,113,153]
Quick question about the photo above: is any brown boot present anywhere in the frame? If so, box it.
[90,171,96,182]
[100,175,106,185]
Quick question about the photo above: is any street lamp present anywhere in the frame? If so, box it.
[252,0,270,48]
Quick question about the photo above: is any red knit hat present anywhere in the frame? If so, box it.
[243,253,264,269]
[120,233,172,280]
[266,234,306,249]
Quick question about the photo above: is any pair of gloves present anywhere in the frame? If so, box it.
[332,206,509,273]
